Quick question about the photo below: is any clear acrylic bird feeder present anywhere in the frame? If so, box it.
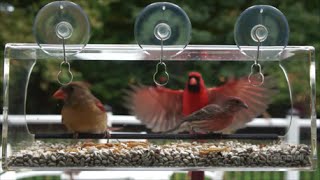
[1,2,317,173]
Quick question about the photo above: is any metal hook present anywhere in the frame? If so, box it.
[248,63,264,86]
[57,61,73,85]
[153,62,169,86]
[153,39,169,86]
[57,38,73,85]
[248,26,265,86]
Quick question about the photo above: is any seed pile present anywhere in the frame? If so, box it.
[7,141,311,168]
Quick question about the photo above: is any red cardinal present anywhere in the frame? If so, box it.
[127,71,274,133]
[53,81,108,136]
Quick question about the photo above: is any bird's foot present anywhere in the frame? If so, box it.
[102,131,111,143]
[73,132,79,139]
[188,125,197,135]
[189,130,207,143]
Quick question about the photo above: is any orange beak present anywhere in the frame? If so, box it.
[189,77,197,85]
[53,89,65,99]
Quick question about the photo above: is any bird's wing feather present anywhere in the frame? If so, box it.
[208,77,276,132]
[126,85,184,132]
[182,104,222,122]
[169,104,229,133]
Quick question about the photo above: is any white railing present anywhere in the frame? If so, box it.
[0,114,316,127]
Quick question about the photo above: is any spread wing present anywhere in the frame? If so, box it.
[208,76,276,133]
[125,85,184,132]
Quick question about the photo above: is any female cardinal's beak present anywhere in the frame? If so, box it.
[53,89,65,99]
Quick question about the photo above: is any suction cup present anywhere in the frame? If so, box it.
[134,2,191,57]
[33,1,90,57]
[234,5,289,59]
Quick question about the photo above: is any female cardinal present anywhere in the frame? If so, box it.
[53,81,108,136]
[127,71,275,133]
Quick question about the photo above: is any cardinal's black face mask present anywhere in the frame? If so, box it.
[187,76,200,93]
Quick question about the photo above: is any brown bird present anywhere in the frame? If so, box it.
[53,81,108,137]
[165,97,249,133]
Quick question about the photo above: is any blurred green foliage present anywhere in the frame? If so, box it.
[0,0,319,116]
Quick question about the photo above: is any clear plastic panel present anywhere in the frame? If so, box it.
[1,44,316,171]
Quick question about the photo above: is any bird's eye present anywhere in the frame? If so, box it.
[231,99,241,104]
[69,86,74,91]
[65,85,74,93]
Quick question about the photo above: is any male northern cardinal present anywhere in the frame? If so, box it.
[53,81,108,136]
[127,71,275,133]
[165,97,248,133]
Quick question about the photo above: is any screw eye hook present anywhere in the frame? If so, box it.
[248,27,265,86]
[153,62,169,86]
[57,61,73,85]
[248,63,264,86]
[57,37,73,85]
[153,39,169,86]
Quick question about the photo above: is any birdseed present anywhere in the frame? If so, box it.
[7,140,311,168]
